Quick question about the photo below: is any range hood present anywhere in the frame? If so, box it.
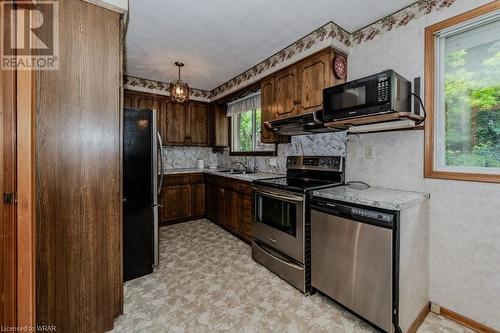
[265,111,340,136]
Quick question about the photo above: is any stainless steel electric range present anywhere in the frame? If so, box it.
[251,155,345,294]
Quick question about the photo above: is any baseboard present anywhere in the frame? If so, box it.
[407,302,430,333]
[439,306,499,333]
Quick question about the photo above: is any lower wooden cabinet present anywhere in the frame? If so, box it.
[160,174,205,225]
[160,173,253,242]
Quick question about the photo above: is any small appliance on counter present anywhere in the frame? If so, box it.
[322,69,413,122]
[309,186,430,333]
[123,107,164,281]
[251,156,345,294]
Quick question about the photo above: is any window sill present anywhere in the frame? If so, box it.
[424,170,500,184]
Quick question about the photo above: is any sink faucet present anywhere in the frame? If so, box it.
[234,160,249,173]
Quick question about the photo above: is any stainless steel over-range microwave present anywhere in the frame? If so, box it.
[322,70,412,122]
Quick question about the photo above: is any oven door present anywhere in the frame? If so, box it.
[252,186,304,263]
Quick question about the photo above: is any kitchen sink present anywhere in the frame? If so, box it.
[217,169,253,175]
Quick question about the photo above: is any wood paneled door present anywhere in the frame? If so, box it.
[1,44,17,329]
[35,1,123,332]
[298,51,333,114]
[274,67,298,118]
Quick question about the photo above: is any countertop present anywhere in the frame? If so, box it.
[312,185,430,211]
[163,168,284,182]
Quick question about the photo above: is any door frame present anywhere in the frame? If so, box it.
[0,2,37,328]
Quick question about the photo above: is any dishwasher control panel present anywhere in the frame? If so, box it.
[351,207,394,224]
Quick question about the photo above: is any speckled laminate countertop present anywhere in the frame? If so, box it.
[312,185,430,211]
[163,168,283,182]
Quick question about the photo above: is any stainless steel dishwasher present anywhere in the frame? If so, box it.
[310,197,400,333]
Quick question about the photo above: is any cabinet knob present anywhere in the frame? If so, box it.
[293,100,301,105]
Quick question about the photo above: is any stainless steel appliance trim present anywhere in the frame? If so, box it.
[252,187,305,263]
[152,109,159,267]
[157,132,164,192]
[252,186,304,203]
[253,240,304,271]
[311,208,393,332]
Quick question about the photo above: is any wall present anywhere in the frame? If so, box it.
[218,132,347,174]
[347,0,500,329]
[162,147,218,171]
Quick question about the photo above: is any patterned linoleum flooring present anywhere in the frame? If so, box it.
[110,219,474,333]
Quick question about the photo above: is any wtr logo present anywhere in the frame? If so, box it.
[1,1,59,70]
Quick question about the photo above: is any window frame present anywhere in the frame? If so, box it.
[424,2,500,183]
[229,108,276,157]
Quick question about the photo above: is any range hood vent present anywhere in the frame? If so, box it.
[265,111,341,136]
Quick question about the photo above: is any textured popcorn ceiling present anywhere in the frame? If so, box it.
[125,0,415,90]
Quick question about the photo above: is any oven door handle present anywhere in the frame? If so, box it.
[253,187,304,203]
[253,240,304,271]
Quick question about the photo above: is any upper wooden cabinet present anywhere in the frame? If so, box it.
[298,51,334,114]
[124,90,218,147]
[275,67,299,118]
[188,102,210,146]
[260,48,346,143]
[211,103,229,147]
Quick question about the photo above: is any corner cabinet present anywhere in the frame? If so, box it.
[260,48,346,143]
[124,90,217,147]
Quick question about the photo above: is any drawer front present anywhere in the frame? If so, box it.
[164,173,204,186]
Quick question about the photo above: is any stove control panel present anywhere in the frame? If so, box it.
[287,156,344,171]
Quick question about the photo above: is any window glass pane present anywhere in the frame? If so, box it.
[440,18,500,171]
[237,110,253,151]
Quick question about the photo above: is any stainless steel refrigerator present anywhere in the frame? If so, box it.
[123,107,163,281]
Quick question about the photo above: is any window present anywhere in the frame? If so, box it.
[228,92,274,154]
[425,4,500,183]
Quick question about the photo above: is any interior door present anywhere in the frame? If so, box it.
[1,48,17,328]
[298,52,332,114]
[275,67,298,118]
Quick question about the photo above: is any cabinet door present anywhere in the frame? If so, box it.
[192,183,205,217]
[161,185,192,222]
[260,77,276,144]
[188,102,210,146]
[224,190,239,233]
[239,194,252,241]
[298,51,333,114]
[123,93,136,108]
[216,187,225,225]
[212,103,229,147]
[165,102,188,145]
[275,67,298,118]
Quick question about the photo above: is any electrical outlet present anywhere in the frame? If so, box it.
[365,146,375,159]
[269,157,278,167]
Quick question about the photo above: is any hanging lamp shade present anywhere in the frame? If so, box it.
[169,62,190,103]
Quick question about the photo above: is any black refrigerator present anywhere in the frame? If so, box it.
[123,107,163,281]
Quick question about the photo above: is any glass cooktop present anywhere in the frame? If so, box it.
[253,177,342,193]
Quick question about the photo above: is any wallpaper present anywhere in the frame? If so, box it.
[124,0,458,100]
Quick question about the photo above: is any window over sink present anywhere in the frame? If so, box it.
[228,92,275,155]
[425,4,500,183]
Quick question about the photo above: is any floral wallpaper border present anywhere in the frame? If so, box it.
[123,75,212,100]
[125,0,457,101]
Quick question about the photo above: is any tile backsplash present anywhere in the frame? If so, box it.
[162,146,218,171]
[218,132,347,174]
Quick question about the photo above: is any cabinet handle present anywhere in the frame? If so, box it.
[293,100,301,105]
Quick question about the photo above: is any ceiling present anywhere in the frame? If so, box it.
[125,0,416,91]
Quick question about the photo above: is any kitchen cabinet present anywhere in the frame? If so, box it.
[211,103,229,147]
[124,90,218,147]
[260,48,345,143]
[160,174,205,224]
[188,102,210,145]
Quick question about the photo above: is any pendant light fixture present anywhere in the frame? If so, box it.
[169,61,190,103]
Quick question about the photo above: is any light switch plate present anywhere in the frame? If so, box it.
[269,157,278,167]
[365,146,374,159]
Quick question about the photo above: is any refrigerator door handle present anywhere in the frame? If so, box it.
[157,132,164,193]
